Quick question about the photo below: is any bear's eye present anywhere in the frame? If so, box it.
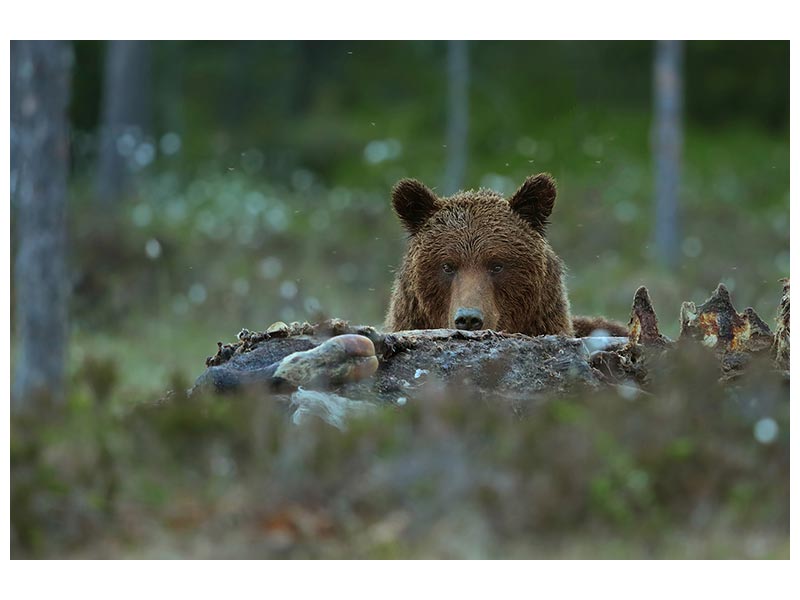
[442,263,455,275]
[489,263,504,274]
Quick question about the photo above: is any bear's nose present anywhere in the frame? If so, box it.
[454,307,485,331]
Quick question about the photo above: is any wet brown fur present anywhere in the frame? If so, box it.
[385,173,628,338]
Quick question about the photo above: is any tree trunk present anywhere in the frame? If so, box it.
[11,41,73,411]
[652,40,683,269]
[443,41,469,195]
[158,41,186,143]
[95,40,152,205]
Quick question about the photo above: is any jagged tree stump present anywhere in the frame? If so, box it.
[188,281,789,423]
[774,279,790,371]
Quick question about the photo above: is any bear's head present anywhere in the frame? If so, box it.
[389,173,572,335]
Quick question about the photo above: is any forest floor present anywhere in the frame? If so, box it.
[64,522,788,559]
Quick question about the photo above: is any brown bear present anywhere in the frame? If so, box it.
[385,173,627,338]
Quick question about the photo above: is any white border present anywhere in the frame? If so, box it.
[2,1,796,597]
[1,1,796,40]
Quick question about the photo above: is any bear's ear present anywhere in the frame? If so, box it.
[391,179,441,234]
[508,173,557,234]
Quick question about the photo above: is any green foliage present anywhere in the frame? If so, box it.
[10,362,789,558]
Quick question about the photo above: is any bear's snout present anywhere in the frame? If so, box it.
[448,267,498,331]
[454,307,485,331]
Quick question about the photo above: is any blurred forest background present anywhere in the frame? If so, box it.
[10,41,789,559]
